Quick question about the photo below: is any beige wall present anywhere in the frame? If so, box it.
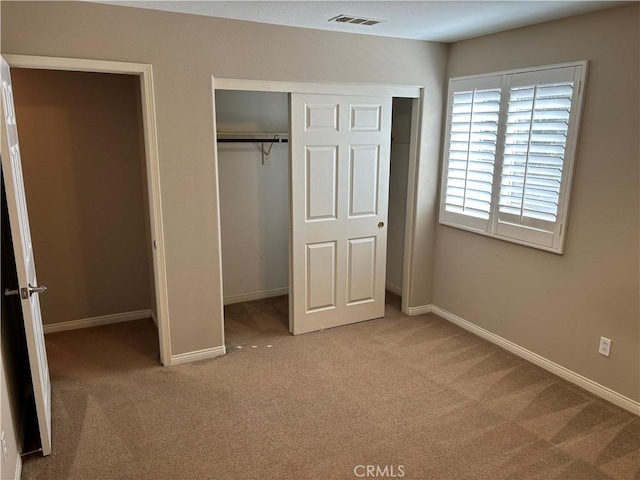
[1,1,448,355]
[435,5,639,401]
[11,68,152,325]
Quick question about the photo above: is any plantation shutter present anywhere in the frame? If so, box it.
[439,61,587,254]
[494,66,583,249]
[441,75,502,232]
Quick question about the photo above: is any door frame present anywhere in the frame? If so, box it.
[212,77,424,319]
[4,54,172,365]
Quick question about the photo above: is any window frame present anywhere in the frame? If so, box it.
[439,60,589,254]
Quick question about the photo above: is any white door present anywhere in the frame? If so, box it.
[290,93,392,335]
[1,57,52,456]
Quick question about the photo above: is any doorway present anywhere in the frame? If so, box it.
[5,55,170,365]
[12,67,155,333]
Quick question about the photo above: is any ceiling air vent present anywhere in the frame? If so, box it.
[329,14,385,27]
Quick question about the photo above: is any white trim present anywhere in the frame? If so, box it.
[213,77,420,98]
[5,54,172,365]
[43,310,153,334]
[139,63,172,366]
[170,346,226,366]
[210,81,227,352]
[449,59,590,83]
[401,94,423,315]
[439,220,567,254]
[385,282,402,297]
[13,455,21,480]
[150,310,158,329]
[429,305,640,416]
[224,287,289,305]
[3,54,151,74]
[406,304,434,316]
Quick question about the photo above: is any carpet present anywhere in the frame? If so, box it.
[21,293,640,479]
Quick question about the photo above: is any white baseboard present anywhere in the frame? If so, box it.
[150,311,158,329]
[385,282,403,296]
[223,287,289,305]
[406,304,433,316]
[43,309,153,334]
[422,305,639,416]
[170,345,226,366]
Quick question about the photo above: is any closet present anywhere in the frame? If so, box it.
[216,90,290,305]
[216,91,412,323]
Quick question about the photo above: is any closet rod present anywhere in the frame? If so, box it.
[216,137,288,143]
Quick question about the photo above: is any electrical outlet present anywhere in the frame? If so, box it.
[1,430,7,463]
[598,337,612,357]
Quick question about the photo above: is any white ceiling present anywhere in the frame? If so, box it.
[96,1,630,42]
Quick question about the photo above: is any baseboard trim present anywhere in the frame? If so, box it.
[223,287,289,305]
[14,454,22,480]
[406,304,433,316]
[385,282,402,296]
[43,310,153,334]
[150,311,158,329]
[427,305,640,416]
[170,346,226,366]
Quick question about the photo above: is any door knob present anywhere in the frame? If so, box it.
[28,284,48,296]
[3,284,46,299]
[378,221,385,229]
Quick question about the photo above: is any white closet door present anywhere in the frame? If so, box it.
[290,93,392,335]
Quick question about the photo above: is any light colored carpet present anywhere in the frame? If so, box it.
[21,293,640,479]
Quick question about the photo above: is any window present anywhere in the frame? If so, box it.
[439,61,588,253]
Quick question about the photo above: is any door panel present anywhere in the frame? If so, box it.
[1,56,52,456]
[291,93,391,335]
[347,236,376,304]
[306,241,337,312]
[349,145,380,217]
[351,104,382,131]
[306,146,338,221]
[305,103,339,131]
